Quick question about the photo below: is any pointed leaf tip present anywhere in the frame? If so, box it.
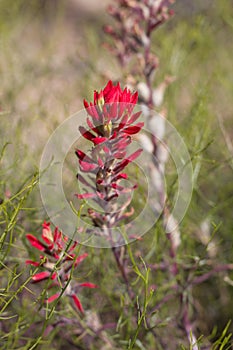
[71,294,84,313]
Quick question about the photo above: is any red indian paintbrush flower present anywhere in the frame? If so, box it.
[82,80,142,143]
[76,80,143,244]
[26,221,97,313]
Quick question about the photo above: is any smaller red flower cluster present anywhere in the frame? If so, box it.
[26,222,97,313]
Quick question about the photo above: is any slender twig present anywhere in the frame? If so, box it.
[191,264,233,286]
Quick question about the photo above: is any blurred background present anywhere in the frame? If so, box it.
[0,0,233,348]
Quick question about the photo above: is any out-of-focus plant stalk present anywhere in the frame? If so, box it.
[103,0,200,346]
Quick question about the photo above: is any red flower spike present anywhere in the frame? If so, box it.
[78,81,143,232]
[71,294,84,313]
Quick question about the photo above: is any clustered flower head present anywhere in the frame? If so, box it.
[76,80,143,242]
[26,221,97,313]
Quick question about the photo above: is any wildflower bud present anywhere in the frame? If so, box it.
[25,222,95,312]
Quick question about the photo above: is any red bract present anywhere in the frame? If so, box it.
[82,80,141,134]
[71,294,84,313]
[84,80,138,108]
[26,222,97,312]
[26,234,47,252]
[32,271,56,282]
[76,81,143,243]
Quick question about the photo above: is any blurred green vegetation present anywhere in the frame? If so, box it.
[0,0,233,349]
